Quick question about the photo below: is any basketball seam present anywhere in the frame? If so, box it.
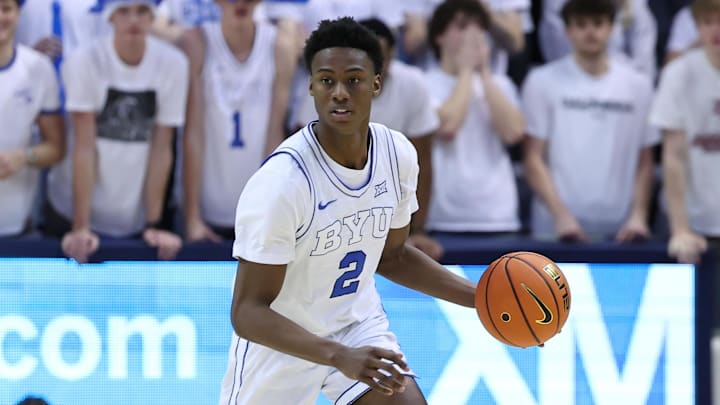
[509,253,563,337]
[482,259,515,347]
[504,257,541,346]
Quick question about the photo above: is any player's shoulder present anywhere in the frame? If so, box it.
[370,122,417,162]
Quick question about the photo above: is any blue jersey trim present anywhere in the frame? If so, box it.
[233,340,251,405]
[226,338,241,405]
[335,381,364,405]
[303,121,376,198]
[0,47,17,72]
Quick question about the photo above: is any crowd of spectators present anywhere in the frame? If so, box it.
[1,0,718,269]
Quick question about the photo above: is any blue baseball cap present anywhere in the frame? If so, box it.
[94,0,159,21]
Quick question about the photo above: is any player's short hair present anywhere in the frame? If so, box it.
[304,17,384,75]
[428,0,491,61]
[359,18,396,50]
[561,0,616,25]
[691,0,720,21]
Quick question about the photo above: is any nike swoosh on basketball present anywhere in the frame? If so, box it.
[318,199,337,210]
[521,283,553,325]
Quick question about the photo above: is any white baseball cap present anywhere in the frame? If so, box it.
[101,0,158,21]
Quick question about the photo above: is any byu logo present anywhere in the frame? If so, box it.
[374,181,388,198]
[311,207,393,256]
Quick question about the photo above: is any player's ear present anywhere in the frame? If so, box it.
[373,74,381,96]
[308,77,314,96]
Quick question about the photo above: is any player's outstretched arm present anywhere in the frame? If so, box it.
[376,225,475,308]
[231,260,409,396]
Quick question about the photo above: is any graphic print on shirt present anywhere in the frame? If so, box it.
[96,88,156,142]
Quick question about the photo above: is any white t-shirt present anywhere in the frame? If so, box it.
[424,68,521,232]
[649,49,720,237]
[199,21,277,228]
[0,45,60,236]
[232,122,419,336]
[522,56,658,239]
[16,0,110,55]
[294,60,440,138]
[47,35,189,237]
[667,7,698,54]
[539,0,657,77]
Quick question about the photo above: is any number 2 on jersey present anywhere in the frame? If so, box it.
[231,111,244,148]
[330,251,366,298]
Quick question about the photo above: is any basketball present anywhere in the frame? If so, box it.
[475,251,571,348]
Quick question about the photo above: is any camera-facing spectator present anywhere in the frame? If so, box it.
[179,0,295,242]
[424,0,526,235]
[45,0,189,262]
[523,0,658,242]
[651,0,720,264]
[0,0,66,238]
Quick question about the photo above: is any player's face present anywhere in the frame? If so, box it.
[696,11,720,54]
[216,0,261,22]
[0,0,20,45]
[110,4,153,41]
[309,47,381,133]
[565,15,613,58]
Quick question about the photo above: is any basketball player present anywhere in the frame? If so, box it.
[219,17,477,404]
[46,0,188,262]
[650,0,720,265]
[0,0,65,237]
[179,0,296,242]
[293,17,444,259]
[523,0,657,242]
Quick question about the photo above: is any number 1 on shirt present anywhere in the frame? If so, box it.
[231,111,244,148]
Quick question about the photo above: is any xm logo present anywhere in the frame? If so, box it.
[430,264,694,405]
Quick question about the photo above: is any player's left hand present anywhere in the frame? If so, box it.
[143,228,183,261]
[0,149,25,179]
[615,215,650,243]
[331,346,410,396]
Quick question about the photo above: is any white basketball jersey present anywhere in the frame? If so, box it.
[200,21,277,227]
[232,122,418,334]
[0,45,60,235]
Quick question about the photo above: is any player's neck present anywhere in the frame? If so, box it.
[313,121,370,170]
[113,36,146,66]
[704,48,720,70]
[221,18,255,63]
[573,51,609,77]
[0,39,13,67]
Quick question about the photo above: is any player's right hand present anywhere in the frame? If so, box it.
[185,218,223,243]
[331,346,410,396]
[668,230,707,264]
[555,212,589,243]
[61,229,100,264]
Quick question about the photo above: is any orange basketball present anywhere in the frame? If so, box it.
[475,251,571,348]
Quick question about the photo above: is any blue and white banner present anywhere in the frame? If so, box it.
[0,260,694,404]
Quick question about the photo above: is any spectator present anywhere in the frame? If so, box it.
[0,0,65,238]
[16,0,112,61]
[665,5,700,63]
[424,0,526,235]
[293,18,444,259]
[523,0,657,242]
[402,0,530,72]
[179,0,295,242]
[45,0,188,262]
[650,0,720,264]
[539,0,658,77]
